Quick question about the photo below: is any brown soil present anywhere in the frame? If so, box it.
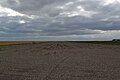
[0,42,120,80]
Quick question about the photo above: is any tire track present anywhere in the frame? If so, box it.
[43,53,74,80]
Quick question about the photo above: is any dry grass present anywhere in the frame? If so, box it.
[0,41,33,46]
[0,42,19,46]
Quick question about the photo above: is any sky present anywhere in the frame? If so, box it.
[0,0,120,41]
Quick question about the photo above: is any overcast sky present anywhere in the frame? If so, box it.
[0,0,120,41]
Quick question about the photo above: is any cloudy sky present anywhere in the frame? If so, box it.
[0,0,120,41]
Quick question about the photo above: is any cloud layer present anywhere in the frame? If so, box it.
[0,0,120,40]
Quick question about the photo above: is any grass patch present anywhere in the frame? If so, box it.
[0,42,19,46]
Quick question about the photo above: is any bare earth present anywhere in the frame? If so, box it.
[0,42,120,80]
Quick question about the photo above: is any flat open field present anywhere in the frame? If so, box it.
[0,41,120,80]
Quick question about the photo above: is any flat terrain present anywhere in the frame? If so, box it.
[0,41,120,80]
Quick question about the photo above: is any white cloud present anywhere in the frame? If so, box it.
[0,5,24,17]
[103,0,120,5]
[14,0,20,5]
[0,5,38,19]
[19,20,26,24]
[101,15,120,21]
[77,6,85,11]
[65,2,74,6]
[57,3,98,18]
[60,10,97,18]
[57,2,74,9]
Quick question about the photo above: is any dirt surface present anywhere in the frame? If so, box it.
[0,42,120,80]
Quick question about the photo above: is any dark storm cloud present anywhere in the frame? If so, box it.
[0,0,120,40]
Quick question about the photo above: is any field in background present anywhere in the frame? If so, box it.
[0,41,120,46]
[0,42,19,46]
[69,41,120,45]
[0,41,33,46]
